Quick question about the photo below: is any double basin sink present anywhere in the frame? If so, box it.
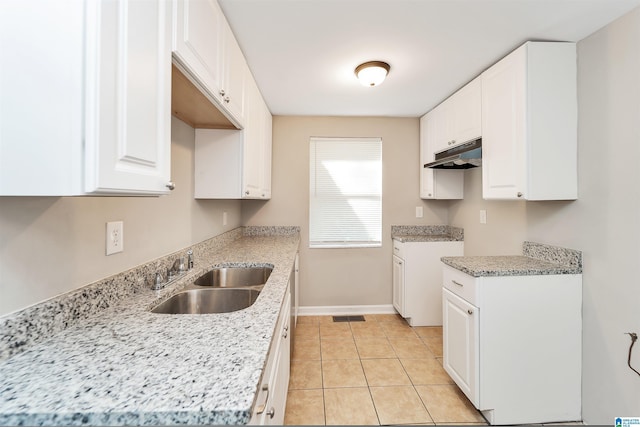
[151,266,272,314]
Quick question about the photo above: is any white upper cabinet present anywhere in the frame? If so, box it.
[420,114,464,200]
[172,0,225,103]
[429,77,482,154]
[194,75,272,200]
[172,0,246,127]
[419,77,479,200]
[221,23,248,124]
[0,0,173,196]
[86,0,173,194]
[481,42,577,200]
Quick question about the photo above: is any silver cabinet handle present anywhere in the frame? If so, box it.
[245,190,250,195]
[517,192,523,198]
[224,96,230,103]
[266,407,275,418]
[255,384,269,414]
[452,280,463,287]
[166,182,175,190]
[219,89,225,96]
[467,309,473,315]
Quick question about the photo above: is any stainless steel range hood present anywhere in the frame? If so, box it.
[424,138,482,169]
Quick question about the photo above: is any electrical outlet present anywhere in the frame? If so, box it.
[415,206,424,218]
[480,209,487,224]
[223,211,228,226]
[106,221,124,255]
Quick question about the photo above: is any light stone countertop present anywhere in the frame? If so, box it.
[0,233,300,426]
[441,241,582,277]
[391,225,464,243]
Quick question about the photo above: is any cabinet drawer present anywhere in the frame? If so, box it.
[442,265,479,306]
[392,239,404,259]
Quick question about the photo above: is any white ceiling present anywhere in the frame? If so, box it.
[218,0,640,117]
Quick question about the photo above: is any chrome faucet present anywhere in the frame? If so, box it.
[151,255,189,290]
[169,257,186,277]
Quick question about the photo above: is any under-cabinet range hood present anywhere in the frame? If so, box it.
[424,138,482,169]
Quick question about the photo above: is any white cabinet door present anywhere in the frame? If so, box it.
[449,77,482,146]
[392,255,405,315]
[172,0,248,127]
[481,46,526,200]
[242,77,264,198]
[443,288,479,407]
[481,41,577,201]
[426,77,481,155]
[427,102,449,154]
[85,0,172,194]
[221,23,247,124]
[172,0,224,104]
[419,78,479,200]
[0,0,172,196]
[420,114,464,200]
[251,289,290,425]
[267,292,291,425]
[259,95,273,199]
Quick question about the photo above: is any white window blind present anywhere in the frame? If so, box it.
[309,137,382,248]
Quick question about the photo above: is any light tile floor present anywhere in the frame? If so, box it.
[284,314,487,425]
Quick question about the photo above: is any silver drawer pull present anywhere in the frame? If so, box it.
[452,280,464,287]
[255,384,269,414]
[468,309,473,315]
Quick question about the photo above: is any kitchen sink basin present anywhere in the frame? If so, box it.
[151,288,261,314]
[194,266,273,288]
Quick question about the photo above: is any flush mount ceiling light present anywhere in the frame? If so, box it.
[354,61,390,87]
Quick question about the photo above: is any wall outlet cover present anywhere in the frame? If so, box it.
[416,206,424,218]
[106,221,124,255]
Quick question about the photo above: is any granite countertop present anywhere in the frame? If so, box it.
[441,241,582,277]
[391,225,464,243]
[0,232,300,426]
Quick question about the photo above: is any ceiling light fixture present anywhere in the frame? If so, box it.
[354,61,390,87]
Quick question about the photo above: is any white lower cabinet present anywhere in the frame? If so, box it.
[250,286,290,425]
[392,239,464,326]
[443,288,478,405]
[1,0,173,196]
[442,265,582,425]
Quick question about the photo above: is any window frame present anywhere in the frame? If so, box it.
[308,136,383,249]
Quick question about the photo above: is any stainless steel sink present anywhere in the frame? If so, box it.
[151,288,261,314]
[194,266,273,288]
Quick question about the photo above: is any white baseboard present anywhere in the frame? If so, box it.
[298,304,397,316]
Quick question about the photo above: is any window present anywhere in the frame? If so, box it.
[309,137,382,248]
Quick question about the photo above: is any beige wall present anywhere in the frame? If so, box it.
[0,117,241,316]
[242,116,449,307]
[449,8,640,423]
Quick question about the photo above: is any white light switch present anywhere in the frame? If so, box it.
[479,209,487,224]
[416,206,424,218]
[106,221,124,255]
